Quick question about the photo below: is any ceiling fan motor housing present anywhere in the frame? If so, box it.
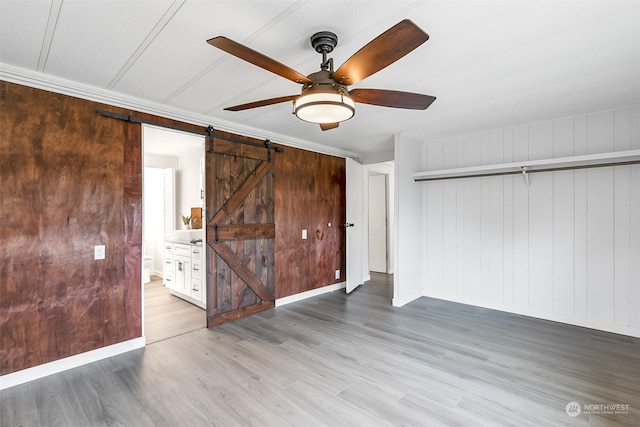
[310,31,338,53]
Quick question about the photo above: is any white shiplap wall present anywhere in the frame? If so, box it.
[420,106,640,337]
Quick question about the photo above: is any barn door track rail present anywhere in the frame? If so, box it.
[96,110,282,156]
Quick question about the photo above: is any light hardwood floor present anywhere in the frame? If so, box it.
[2,273,639,426]
[144,276,206,344]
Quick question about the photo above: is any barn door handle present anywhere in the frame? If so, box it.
[343,223,354,227]
[214,224,219,243]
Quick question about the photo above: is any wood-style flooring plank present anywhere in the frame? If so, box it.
[3,273,639,426]
[143,277,206,344]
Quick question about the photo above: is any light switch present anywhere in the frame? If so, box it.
[94,245,105,260]
[302,229,307,239]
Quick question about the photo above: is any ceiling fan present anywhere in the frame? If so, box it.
[207,19,436,131]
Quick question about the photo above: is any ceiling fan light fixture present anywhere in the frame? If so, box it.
[294,86,355,124]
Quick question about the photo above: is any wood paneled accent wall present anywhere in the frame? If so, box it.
[1,81,346,375]
[274,146,346,298]
[0,82,201,375]
[0,82,139,374]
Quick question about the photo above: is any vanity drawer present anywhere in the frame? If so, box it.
[191,259,202,280]
[174,243,191,257]
[164,271,173,285]
[191,279,202,301]
[191,246,202,258]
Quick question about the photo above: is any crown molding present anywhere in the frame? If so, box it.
[0,63,358,159]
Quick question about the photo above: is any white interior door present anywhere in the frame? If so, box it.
[346,157,365,293]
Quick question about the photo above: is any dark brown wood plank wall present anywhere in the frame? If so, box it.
[0,82,203,375]
[1,82,345,374]
[274,146,346,298]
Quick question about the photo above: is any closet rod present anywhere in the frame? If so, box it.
[414,160,640,182]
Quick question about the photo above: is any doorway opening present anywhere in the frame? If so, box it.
[367,161,394,275]
[142,124,207,344]
[367,161,394,299]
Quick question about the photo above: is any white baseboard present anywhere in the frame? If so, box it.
[1,337,145,390]
[422,291,640,338]
[276,282,346,307]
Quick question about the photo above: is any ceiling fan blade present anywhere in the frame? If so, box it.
[207,36,312,84]
[320,122,340,131]
[349,89,436,110]
[333,20,428,86]
[224,95,298,111]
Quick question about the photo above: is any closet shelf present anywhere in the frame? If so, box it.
[413,149,640,182]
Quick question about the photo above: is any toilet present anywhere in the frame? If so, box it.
[142,241,154,283]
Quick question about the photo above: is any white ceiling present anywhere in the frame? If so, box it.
[1,1,639,159]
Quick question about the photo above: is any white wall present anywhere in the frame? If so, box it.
[398,106,640,337]
[393,135,426,306]
[143,154,178,275]
[143,167,165,275]
[176,148,204,229]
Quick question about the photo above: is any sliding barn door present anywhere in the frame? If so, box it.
[206,136,275,327]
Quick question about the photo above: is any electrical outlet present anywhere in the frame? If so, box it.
[302,229,307,239]
[335,269,340,280]
[94,245,105,260]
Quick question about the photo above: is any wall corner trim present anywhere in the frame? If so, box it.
[276,282,346,307]
[392,292,422,307]
[0,337,145,391]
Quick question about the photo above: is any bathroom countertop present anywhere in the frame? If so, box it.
[166,239,203,246]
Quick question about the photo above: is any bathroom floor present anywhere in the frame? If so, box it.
[143,276,206,344]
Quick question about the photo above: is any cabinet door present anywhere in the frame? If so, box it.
[174,256,190,294]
